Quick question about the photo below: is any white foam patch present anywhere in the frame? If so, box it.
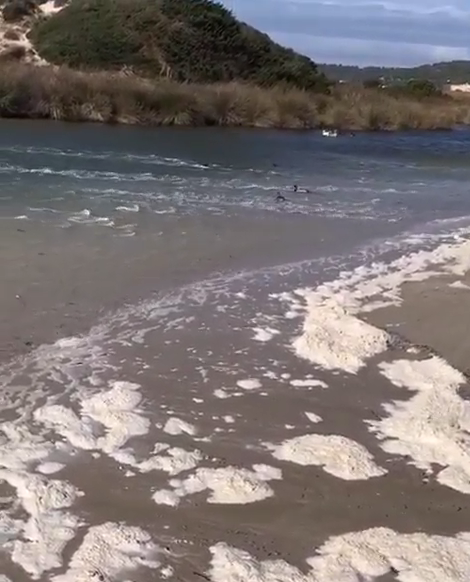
[268,434,386,480]
[35,381,150,455]
[152,465,281,506]
[116,204,140,212]
[80,381,149,453]
[449,280,470,290]
[236,379,262,391]
[214,389,230,399]
[116,445,203,476]
[293,301,388,374]
[36,462,66,475]
[53,522,159,582]
[287,236,470,374]
[0,470,81,578]
[305,412,322,424]
[252,327,280,342]
[0,423,54,471]
[163,418,197,436]
[209,527,470,582]
[160,565,174,579]
[290,379,328,389]
[152,489,181,507]
[373,356,470,494]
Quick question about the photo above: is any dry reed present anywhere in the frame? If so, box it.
[0,64,468,130]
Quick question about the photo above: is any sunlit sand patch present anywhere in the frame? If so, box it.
[152,465,282,507]
[209,527,470,581]
[267,434,386,480]
[372,355,470,494]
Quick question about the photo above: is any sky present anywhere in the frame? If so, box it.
[222,0,470,67]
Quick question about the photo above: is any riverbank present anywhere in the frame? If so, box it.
[0,63,469,130]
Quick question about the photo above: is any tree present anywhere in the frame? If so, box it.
[405,79,441,98]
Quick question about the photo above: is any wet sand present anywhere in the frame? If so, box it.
[0,209,377,363]
[2,262,469,581]
[2,242,470,581]
[365,272,470,376]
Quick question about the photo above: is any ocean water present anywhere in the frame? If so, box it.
[1,120,470,581]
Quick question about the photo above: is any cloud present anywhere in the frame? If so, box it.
[223,0,470,66]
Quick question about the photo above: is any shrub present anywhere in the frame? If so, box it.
[363,78,381,89]
[0,63,464,130]
[31,0,330,92]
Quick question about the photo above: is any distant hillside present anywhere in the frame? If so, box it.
[30,0,329,91]
[320,61,470,85]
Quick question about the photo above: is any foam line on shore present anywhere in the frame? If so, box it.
[373,356,470,494]
[286,235,470,374]
[267,434,386,480]
[52,522,159,582]
[209,527,470,581]
[152,465,282,507]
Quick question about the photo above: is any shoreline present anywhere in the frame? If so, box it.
[1,116,470,580]
[1,63,469,131]
[0,113,461,133]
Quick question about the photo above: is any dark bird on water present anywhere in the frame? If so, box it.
[293,184,311,193]
[275,193,286,202]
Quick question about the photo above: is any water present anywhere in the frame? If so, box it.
[2,122,470,227]
[1,120,470,581]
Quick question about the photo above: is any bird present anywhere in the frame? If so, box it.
[293,184,311,193]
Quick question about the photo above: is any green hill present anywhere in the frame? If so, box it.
[319,61,470,86]
[31,0,330,91]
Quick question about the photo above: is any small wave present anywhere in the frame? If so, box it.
[116,204,140,213]
[28,207,61,214]
[0,146,215,170]
[0,163,159,182]
[67,209,113,226]
[316,185,339,193]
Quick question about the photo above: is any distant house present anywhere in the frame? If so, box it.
[448,83,470,93]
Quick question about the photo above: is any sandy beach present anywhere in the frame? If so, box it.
[366,272,470,375]
[1,126,470,581]
[1,231,470,581]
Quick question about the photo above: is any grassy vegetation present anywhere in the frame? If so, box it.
[0,64,468,130]
[320,61,470,85]
[31,0,330,92]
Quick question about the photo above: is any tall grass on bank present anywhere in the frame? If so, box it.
[0,64,469,130]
